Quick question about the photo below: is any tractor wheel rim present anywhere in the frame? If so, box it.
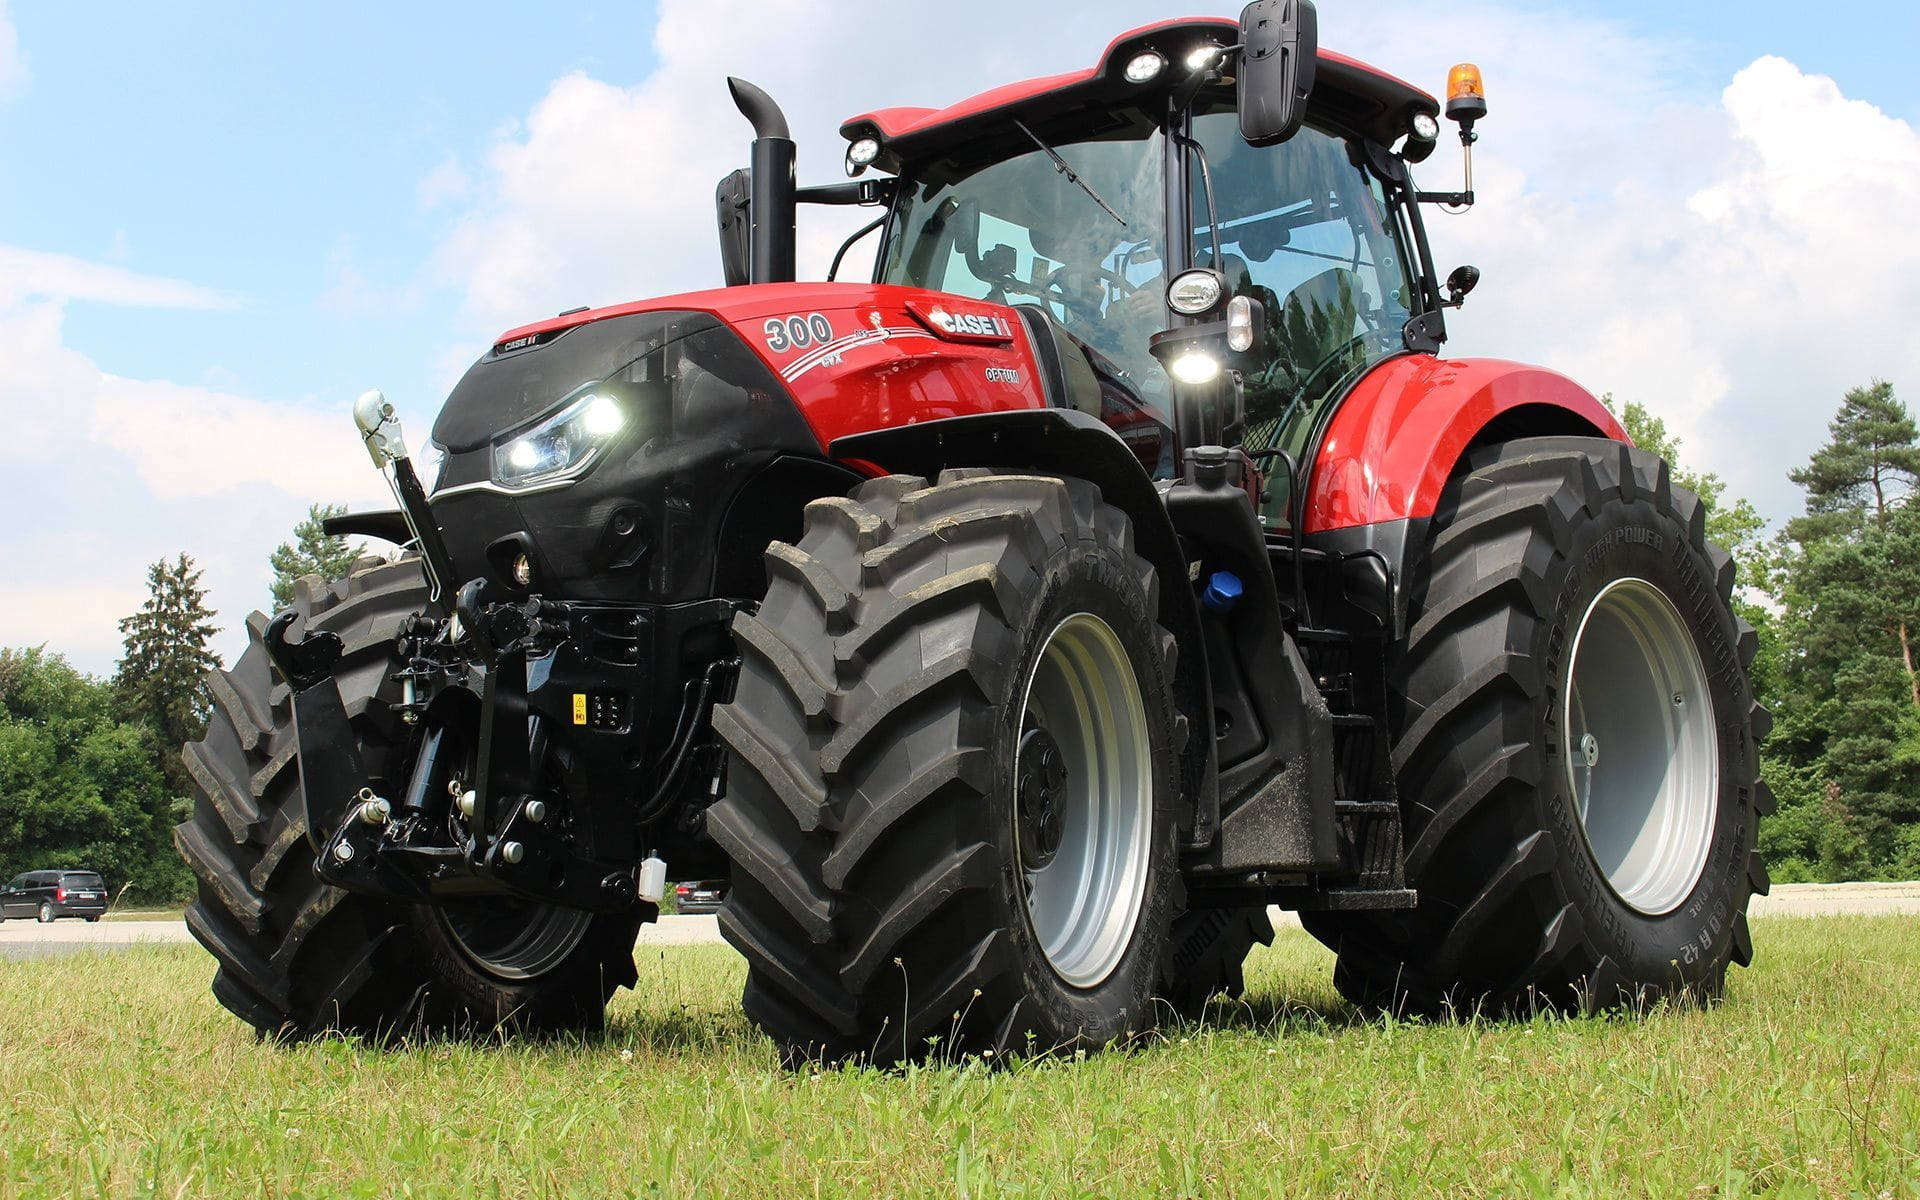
[1564,577,1720,916]
[1015,612,1153,989]
[437,899,592,981]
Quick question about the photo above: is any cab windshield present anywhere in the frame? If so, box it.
[880,104,1422,524]
[878,112,1169,404]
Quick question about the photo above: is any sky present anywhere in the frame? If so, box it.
[2,0,1917,675]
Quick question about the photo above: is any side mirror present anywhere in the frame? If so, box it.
[1445,264,1481,307]
[714,168,752,288]
[1237,0,1318,147]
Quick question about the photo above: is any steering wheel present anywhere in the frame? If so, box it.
[1043,262,1140,327]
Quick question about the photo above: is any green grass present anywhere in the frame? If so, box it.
[2,918,1916,1199]
[99,907,187,922]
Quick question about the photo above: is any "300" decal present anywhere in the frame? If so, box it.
[763,313,834,353]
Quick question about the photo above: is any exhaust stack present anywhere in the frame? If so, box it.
[726,77,797,284]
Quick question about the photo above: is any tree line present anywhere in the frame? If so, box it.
[2,387,1916,900]
[1624,380,1920,881]
[0,512,356,905]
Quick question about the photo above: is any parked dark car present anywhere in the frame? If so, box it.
[672,881,725,915]
[0,870,109,922]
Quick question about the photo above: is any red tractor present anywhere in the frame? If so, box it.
[177,3,1767,1063]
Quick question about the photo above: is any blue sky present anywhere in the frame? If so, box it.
[3,1,1917,673]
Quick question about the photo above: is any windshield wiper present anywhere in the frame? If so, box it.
[1013,120,1126,227]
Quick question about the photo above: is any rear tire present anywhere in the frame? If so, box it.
[712,471,1184,1064]
[1305,439,1768,1017]
[38,903,53,923]
[174,557,643,1040]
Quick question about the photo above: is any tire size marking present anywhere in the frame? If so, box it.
[762,313,834,354]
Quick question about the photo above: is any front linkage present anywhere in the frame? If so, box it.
[261,392,741,922]
[265,564,740,917]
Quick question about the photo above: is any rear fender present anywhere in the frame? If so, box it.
[1303,356,1626,636]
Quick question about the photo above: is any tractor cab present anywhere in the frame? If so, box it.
[833,14,1455,525]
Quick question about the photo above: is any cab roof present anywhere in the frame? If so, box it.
[840,17,1439,166]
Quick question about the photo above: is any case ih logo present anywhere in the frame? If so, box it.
[908,299,1017,344]
[930,308,1011,339]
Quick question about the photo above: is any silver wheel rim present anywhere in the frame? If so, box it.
[437,901,592,981]
[1014,612,1154,989]
[1564,577,1719,916]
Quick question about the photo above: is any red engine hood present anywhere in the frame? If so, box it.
[493,283,1054,451]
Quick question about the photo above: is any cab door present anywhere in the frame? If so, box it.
[1186,107,1420,526]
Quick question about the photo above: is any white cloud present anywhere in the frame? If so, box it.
[88,374,380,503]
[0,1,26,103]
[0,245,235,309]
[1421,49,1920,521]
[0,295,386,673]
[431,1,1189,332]
[416,156,472,212]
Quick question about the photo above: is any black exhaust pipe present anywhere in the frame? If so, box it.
[727,77,796,284]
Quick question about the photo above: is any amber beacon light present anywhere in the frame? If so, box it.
[1446,63,1487,124]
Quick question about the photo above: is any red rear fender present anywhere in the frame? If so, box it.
[1305,355,1627,533]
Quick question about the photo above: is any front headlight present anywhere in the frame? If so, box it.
[490,392,627,491]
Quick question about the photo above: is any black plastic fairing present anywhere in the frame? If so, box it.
[427,318,823,604]
[435,311,703,454]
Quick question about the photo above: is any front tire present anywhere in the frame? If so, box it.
[1305,439,1769,1016]
[174,557,644,1040]
[712,471,1184,1064]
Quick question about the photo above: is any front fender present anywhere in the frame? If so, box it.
[1305,356,1626,532]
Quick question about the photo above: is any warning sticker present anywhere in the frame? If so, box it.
[572,693,588,725]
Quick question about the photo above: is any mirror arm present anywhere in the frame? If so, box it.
[797,178,894,207]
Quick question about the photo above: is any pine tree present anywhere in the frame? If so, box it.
[1785,381,1920,708]
[115,554,221,763]
[269,502,362,609]
[1773,381,1920,877]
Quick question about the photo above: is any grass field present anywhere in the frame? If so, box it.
[100,908,188,923]
[2,917,1915,1199]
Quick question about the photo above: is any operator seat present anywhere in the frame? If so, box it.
[1274,266,1362,382]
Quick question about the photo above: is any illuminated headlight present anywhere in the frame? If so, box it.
[1168,350,1222,386]
[1411,112,1440,140]
[1167,269,1225,315]
[1124,52,1165,84]
[1185,44,1221,72]
[490,393,626,491]
[845,136,880,177]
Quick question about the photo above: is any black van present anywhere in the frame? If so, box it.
[0,870,109,922]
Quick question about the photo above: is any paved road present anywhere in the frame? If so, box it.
[2,884,1914,961]
[0,912,722,961]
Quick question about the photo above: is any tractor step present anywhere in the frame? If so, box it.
[1283,885,1419,911]
[1333,800,1400,818]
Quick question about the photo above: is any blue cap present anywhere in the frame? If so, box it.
[1202,570,1244,614]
